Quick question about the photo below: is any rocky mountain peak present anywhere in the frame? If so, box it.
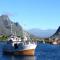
[0,14,31,41]
[0,15,23,36]
[0,15,9,21]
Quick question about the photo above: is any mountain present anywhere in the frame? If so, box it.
[28,29,56,38]
[0,15,23,36]
[0,14,41,41]
[50,26,60,38]
[0,14,57,39]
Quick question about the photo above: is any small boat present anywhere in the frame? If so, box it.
[52,41,58,45]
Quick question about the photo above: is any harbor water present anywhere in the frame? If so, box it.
[0,42,60,60]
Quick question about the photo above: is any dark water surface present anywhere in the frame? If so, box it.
[0,42,60,60]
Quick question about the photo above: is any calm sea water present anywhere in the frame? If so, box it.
[0,42,60,60]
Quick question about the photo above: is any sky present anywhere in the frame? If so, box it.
[0,0,60,30]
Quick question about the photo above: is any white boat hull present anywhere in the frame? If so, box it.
[3,43,37,55]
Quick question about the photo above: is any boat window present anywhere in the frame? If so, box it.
[14,44,18,49]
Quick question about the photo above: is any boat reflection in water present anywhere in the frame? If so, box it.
[2,55,36,60]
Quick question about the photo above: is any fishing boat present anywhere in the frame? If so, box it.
[3,23,37,55]
[3,35,37,55]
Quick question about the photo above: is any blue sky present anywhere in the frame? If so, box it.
[0,0,60,30]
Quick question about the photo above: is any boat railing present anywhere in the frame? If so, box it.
[0,40,37,45]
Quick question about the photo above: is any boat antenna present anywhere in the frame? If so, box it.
[11,23,13,35]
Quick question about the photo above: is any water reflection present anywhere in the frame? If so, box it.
[2,55,36,60]
[1,42,60,60]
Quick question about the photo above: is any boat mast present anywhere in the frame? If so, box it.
[11,23,13,35]
[11,23,17,36]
